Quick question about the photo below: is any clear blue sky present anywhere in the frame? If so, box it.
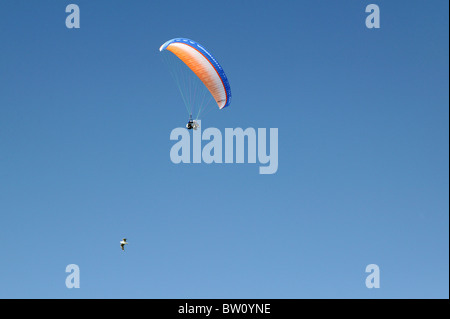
[0,0,448,298]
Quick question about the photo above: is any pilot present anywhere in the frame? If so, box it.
[186,115,199,130]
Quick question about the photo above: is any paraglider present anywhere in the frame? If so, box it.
[160,38,231,127]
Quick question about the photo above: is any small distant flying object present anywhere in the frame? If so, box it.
[120,238,128,251]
